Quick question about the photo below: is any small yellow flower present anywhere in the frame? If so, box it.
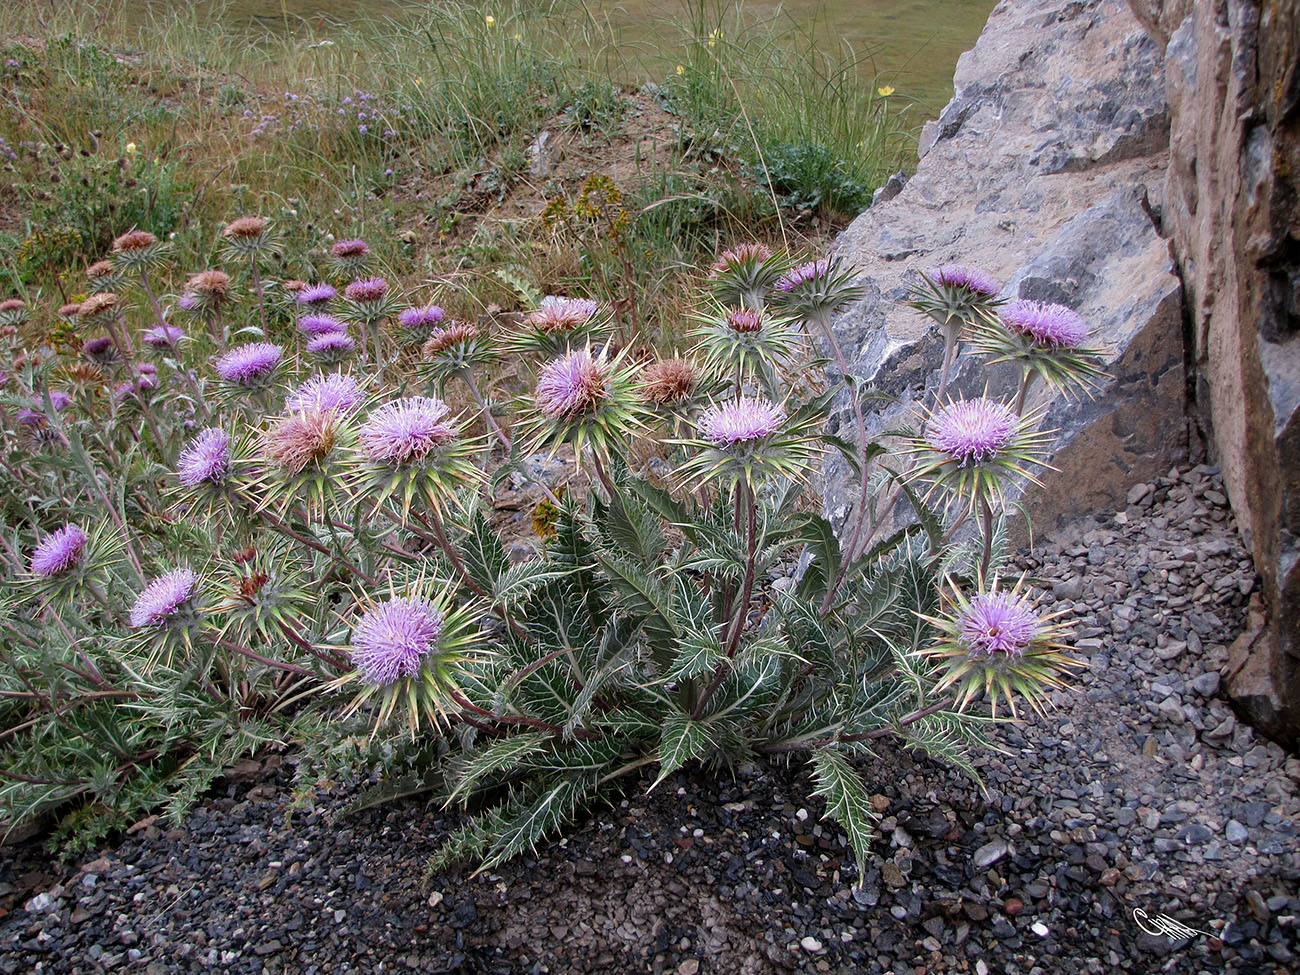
[675,64,685,76]
[415,76,424,86]
[877,85,895,97]
[485,14,495,27]
[125,142,137,154]
[707,27,721,48]
[513,32,522,41]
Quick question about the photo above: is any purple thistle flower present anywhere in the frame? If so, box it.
[142,324,185,348]
[1000,300,1088,348]
[296,283,337,306]
[284,373,364,415]
[307,331,355,357]
[47,390,72,411]
[345,277,388,303]
[331,238,369,258]
[298,314,347,337]
[350,595,445,686]
[129,568,199,629]
[775,259,832,293]
[926,398,1017,467]
[15,408,41,425]
[698,397,785,446]
[177,293,200,312]
[529,296,600,330]
[359,397,458,465]
[398,305,445,331]
[929,265,1001,297]
[535,349,609,418]
[177,428,232,487]
[956,590,1041,657]
[113,381,136,402]
[82,336,114,357]
[215,342,282,386]
[30,525,88,577]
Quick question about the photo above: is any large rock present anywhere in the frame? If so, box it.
[1128,0,1300,745]
[821,0,1185,544]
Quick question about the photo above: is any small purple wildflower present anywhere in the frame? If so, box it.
[528,296,600,332]
[15,408,41,425]
[177,292,200,312]
[284,373,364,415]
[307,331,355,357]
[926,398,1017,467]
[359,397,457,465]
[775,259,832,293]
[350,595,445,686]
[142,324,185,348]
[535,349,609,418]
[398,305,445,331]
[47,390,72,411]
[215,342,282,386]
[929,265,1001,297]
[177,428,232,487]
[296,283,337,306]
[345,277,388,303]
[331,239,369,259]
[129,568,198,629]
[30,525,88,577]
[1000,300,1088,348]
[698,397,785,446]
[298,314,347,337]
[956,590,1041,657]
[82,336,114,357]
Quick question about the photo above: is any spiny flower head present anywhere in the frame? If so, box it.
[726,308,765,333]
[711,243,772,276]
[57,302,82,322]
[265,408,339,474]
[82,335,117,364]
[925,397,1017,467]
[281,279,308,295]
[307,331,355,360]
[999,300,1088,348]
[345,277,388,303]
[30,525,88,577]
[0,298,27,327]
[398,305,445,334]
[641,358,699,405]
[77,292,121,324]
[112,229,157,253]
[698,397,785,446]
[129,568,199,628]
[188,269,231,299]
[223,216,273,256]
[297,283,337,307]
[349,595,445,686]
[142,324,185,348]
[956,590,1041,657]
[422,322,478,357]
[178,428,232,486]
[527,296,600,333]
[769,255,865,321]
[85,260,122,289]
[776,259,832,293]
[298,314,347,337]
[215,342,282,387]
[535,348,609,418]
[112,229,165,271]
[921,577,1081,718]
[929,264,1001,297]
[284,373,364,415]
[359,397,458,465]
[331,238,370,259]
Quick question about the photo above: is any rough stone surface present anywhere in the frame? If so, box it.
[821,0,1185,545]
[1126,0,1300,745]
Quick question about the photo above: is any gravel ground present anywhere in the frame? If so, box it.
[2,463,1297,974]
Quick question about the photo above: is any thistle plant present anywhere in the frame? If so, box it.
[972,300,1107,412]
[904,265,1003,403]
[0,215,1088,875]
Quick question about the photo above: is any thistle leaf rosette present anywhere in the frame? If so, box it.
[517,345,649,465]
[673,395,824,494]
[707,243,788,309]
[326,579,490,737]
[903,396,1052,516]
[690,304,803,396]
[904,265,1003,333]
[349,395,486,518]
[505,296,610,358]
[919,575,1082,717]
[971,302,1108,399]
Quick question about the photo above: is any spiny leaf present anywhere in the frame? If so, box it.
[810,747,879,882]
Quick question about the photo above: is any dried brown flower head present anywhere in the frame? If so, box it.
[224,216,268,239]
[77,292,121,320]
[187,270,231,299]
[281,279,308,294]
[641,358,699,405]
[264,409,338,475]
[0,299,26,313]
[421,322,479,358]
[86,260,116,280]
[112,230,157,253]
